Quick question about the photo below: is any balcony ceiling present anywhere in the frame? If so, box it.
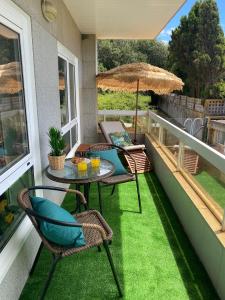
[63,0,186,39]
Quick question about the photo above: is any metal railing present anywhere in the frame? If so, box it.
[97,110,148,132]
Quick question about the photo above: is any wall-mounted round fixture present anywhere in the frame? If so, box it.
[41,0,57,22]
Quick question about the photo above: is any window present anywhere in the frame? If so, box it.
[58,43,80,156]
[0,23,29,176]
[58,56,69,127]
[0,1,41,253]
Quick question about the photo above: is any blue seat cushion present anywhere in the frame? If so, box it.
[31,196,85,247]
[110,131,133,147]
[88,148,127,176]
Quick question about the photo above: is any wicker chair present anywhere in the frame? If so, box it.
[88,143,142,214]
[18,186,122,299]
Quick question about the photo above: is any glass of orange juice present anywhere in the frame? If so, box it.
[90,156,100,168]
[77,160,88,172]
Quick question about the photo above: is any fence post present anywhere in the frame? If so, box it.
[148,113,152,134]
[158,125,164,144]
[177,141,184,170]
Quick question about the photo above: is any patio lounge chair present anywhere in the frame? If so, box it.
[18,186,122,299]
[99,121,152,173]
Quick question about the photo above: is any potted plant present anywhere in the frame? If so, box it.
[48,127,66,170]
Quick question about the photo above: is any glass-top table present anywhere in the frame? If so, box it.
[46,159,115,210]
[46,159,115,184]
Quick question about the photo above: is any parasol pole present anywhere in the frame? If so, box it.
[134,79,139,144]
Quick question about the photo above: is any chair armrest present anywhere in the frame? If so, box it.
[26,209,106,241]
[82,223,107,240]
[28,186,87,208]
[113,144,138,173]
[66,189,87,205]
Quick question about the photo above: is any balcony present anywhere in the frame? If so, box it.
[1,0,225,299]
[20,173,218,299]
[19,109,225,299]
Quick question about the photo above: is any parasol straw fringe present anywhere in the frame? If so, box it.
[96,62,184,94]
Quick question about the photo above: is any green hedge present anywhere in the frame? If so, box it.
[98,91,151,110]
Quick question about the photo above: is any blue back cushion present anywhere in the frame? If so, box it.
[31,196,85,247]
[89,148,127,176]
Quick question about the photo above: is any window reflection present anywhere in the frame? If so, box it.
[0,167,34,251]
[69,63,76,119]
[71,124,77,145]
[63,131,71,154]
[0,23,29,175]
[58,57,69,127]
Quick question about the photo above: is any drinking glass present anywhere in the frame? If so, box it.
[90,156,100,168]
[77,160,88,171]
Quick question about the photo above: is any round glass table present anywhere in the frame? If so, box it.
[46,159,115,210]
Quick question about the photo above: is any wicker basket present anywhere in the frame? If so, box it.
[48,154,66,170]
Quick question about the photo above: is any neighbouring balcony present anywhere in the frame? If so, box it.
[20,109,225,299]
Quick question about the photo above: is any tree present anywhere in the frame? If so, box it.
[169,0,225,98]
[98,40,169,71]
[133,40,169,69]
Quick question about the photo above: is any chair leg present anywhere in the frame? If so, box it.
[103,241,123,298]
[111,184,116,196]
[30,242,43,276]
[97,182,103,215]
[39,254,61,300]
[135,175,142,213]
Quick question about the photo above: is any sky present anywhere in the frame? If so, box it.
[157,0,225,44]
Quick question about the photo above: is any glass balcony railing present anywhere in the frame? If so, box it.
[147,110,225,228]
[97,110,148,133]
[97,109,225,229]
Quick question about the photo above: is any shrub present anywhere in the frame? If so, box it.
[48,127,65,156]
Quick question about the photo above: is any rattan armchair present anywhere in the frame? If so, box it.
[18,186,122,299]
[88,143,142,214]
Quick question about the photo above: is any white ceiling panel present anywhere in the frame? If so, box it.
[63,0,186,39]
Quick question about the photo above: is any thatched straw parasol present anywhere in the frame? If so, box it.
[96,62,184,141]
[59,71,66,91]
[0,62,22,94]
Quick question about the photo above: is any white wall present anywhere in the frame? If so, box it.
[145,135,225,300]
[0,0,89,299]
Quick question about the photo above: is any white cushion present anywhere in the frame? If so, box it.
[124,144,146,151]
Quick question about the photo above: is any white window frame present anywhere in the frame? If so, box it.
[57,42,81,157]
[0,0,42,283]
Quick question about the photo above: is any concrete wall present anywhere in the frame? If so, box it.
[0,230,40,300]
[145,135,225,300]
[81,34,98,143]
[0,1,94,299]
[12,0,83,169]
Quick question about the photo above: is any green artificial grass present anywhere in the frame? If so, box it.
[20,173,218,300]
[195,171,225,208]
